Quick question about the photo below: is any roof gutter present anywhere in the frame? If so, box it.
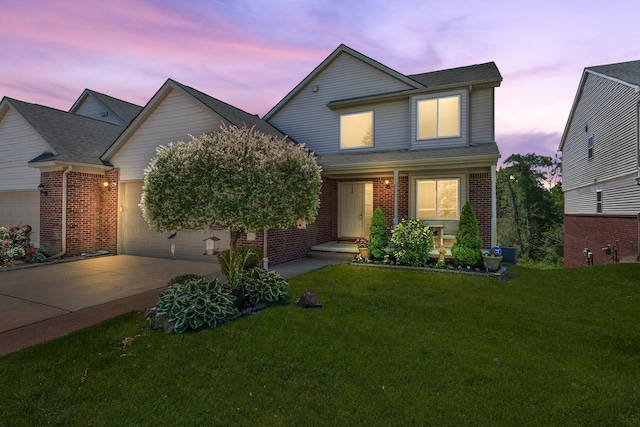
[47,165,72,260]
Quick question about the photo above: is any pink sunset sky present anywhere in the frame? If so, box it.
[1,0,638,162]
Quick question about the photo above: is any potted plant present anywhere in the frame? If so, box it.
[482,246,503,272]
[355,237,370,259]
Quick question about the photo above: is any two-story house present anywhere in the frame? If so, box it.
[559,60,640,267]
[264,44,502,255]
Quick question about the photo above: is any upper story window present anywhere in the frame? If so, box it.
[340,111,373,149]
[588,135,594,159]
[416,178,460,219]
[417,96,460,140]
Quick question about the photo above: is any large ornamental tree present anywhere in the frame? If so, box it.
[140,124,322,268]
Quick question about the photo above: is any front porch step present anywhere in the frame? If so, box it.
[308,250,356,262]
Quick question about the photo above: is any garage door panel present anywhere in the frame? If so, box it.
[0,191,40,248]
[122,183,230,260]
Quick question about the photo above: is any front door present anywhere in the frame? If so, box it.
[339,182,365,239]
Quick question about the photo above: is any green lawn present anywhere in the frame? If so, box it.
[1,263,639,426]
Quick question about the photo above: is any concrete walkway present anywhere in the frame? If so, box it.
[0,254,343,356]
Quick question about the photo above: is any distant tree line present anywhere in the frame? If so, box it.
[496,153,563,265]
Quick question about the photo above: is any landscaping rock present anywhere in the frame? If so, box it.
[297,290,323,308]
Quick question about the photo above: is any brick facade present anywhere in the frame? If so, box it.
[468,172,492,248]
[564,214,639,268]
[39,169,118,257]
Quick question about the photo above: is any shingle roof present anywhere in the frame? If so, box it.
[171,80,287,139]
[408,62,502,88]
[83,89,143,124]
[317,143,500,173]
[7,98,124,165]
[587,60,640,87]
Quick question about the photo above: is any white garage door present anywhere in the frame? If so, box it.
[0,191,40,248]
[121,182,229,260]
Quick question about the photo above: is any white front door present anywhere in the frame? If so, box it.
[339,183,364,238]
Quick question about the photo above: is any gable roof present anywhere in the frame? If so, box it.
[2,97,124,166]
[70,89,143,125]
[559,59,640,151]
[103,79,287,161]
[586,60,640,88]
[264,44,502,119]
[263,44,424,121]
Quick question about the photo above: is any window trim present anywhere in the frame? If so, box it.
[416,95,461,140]
[339,110,374,150]
[415,178,461,220]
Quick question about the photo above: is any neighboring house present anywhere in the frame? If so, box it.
[263,44,502,256]
[0,93,141,252]
[559,60,640,267]
[101,78,287,261]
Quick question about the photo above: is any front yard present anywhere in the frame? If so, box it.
[1,263,638,425]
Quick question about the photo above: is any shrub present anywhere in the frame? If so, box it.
[0,224,42,265]
[167,274,205,287]
[240,267,289,305]
[451,202,482,267]
[390,218,434,266]
[216,247,263,287]
[154,277,237,334]
[368,207,388,259]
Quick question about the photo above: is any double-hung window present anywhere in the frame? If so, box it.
[596,190,602,213]
[417,96,460,139]
[340,111,373,149]
[416,179,460,219]
[588,135,594,159]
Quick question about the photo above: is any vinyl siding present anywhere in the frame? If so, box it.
[0,108,50,191]
[564,174,640,214]
[111,89,223,181]
[470,88,494,143]
[74,96,126,125]
[268,53,415,154]
[562,73,640,215]
[0,191,40,247]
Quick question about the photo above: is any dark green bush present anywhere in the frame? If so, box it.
[368,207,388,259]
[240,267,289,305]
[451,202,482,267]
[154,277,237,334]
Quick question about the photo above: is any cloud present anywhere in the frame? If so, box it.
[497,131,563,165]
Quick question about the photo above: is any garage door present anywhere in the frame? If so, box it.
[121,182,230,260]
[0,191,40,248]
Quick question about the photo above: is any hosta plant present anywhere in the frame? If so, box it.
[390,218,434,267]
[240,267,289,305]
[154,277,237,334]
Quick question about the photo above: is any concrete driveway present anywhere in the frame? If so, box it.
[0,254,344,355]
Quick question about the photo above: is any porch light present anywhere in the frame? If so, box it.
[38,183,48,196]
[385,179,391,189]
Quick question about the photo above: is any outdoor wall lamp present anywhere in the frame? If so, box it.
[38,183,48,196]
[103,181,117,191]
[385,179,392,189]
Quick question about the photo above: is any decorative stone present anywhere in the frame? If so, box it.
[298,290,323,308]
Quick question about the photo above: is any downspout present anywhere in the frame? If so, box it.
[393,170,399,225]
[48,165,72,260]
[263,228,269,270]
[491,165,497,246]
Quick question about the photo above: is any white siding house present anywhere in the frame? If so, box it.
[559,60,640,267]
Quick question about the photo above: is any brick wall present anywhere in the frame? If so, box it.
[564,214,639,268]
[39,169,118,257]
[468,172,492,247]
